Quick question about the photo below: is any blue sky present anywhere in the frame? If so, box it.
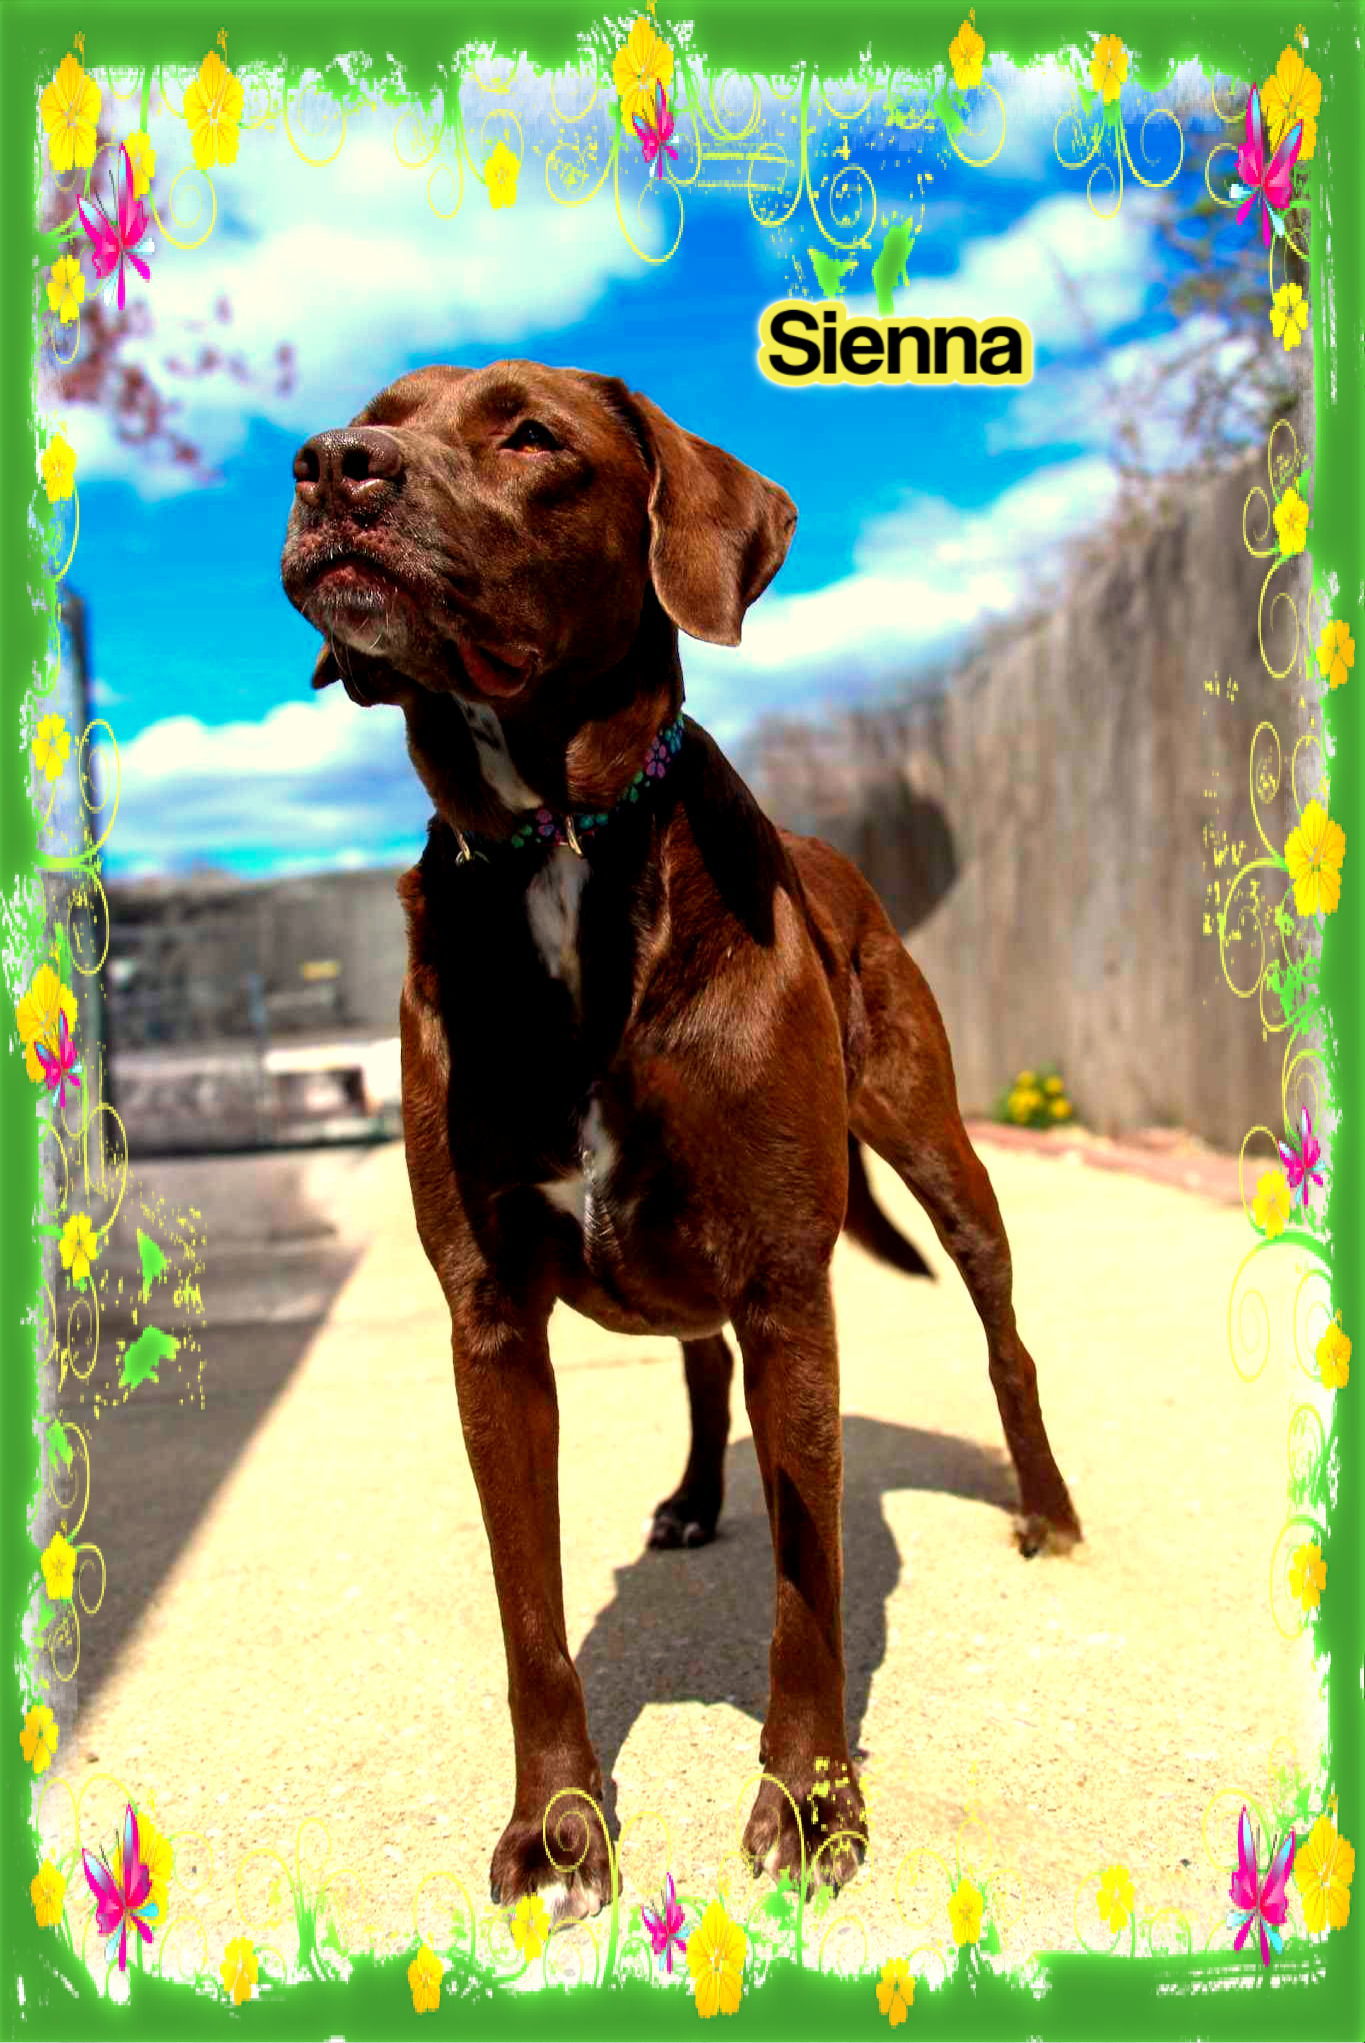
[57,59,1231,877]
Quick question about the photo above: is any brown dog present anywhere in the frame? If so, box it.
[280,361,1080,1917]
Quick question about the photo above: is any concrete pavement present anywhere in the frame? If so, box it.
[42,1135,1323,1978]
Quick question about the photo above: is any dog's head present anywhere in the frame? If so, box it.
[280,361,796,710]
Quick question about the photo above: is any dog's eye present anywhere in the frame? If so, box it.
[504,419,561,454]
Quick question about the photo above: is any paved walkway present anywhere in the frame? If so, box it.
[45,1136,1322,1979]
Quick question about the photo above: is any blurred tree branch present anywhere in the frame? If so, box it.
[40,106,294,478]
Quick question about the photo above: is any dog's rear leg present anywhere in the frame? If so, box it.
[851,933,1081,1554]
[649,1333,733,1549]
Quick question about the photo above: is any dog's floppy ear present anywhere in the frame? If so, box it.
[309,638,411,708]
[311,641,344,690]
[619,388,797,647]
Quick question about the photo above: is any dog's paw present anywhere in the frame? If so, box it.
[489,1801,612,1923]
[742,1755,867,1897]
[1013,1509,1082,1558]
[647,1486,721,1550]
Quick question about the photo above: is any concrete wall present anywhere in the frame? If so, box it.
[894,456,1307,1150]
[107,865,411,1044]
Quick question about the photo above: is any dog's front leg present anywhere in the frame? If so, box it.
[449,1313,610,1920]
[734,1276,868,1894]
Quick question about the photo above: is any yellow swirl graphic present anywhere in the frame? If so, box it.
[393,98,444,168]
[283,82,351,168]
[151,168,218,252]
[948,81,1007,169]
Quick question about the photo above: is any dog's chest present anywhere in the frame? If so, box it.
[429,833,702,1251]
[525,848,589,1008]
[537,1091,613,1230]
[522,858,623,1236]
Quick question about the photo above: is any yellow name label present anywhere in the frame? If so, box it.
[757,300,1034,387]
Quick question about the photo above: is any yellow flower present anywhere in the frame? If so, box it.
[408,1942,443,2012]
[509,1892,550,1961]
[949,20,986,91]
[40,1531,76,1602]
[1089,35,1129,106]
[612,16,675,124]
[1049,1096,1073,1120]
[1269,282,1308,351]
[16,964,78,1083]
[1016,1069,1037,1087]
[1043,1075,1065,1095]
[1095,1862,1134,1932]
[1316,619,1354,690]
[31,1858,67,1929]
[41,433,77,505]
[687,1899,745,2018]
[1008,1086,1046,1123]
[1316,1317,1351,1390]
[143,1812,174,1923]
[124,129,157,198]
[485,139,520,210]
[1284,799,1346,916]
[184,51,244,171]
[20,1705,59,1776]
[1263,44,1322,163]
[1288,1541,1326,1613]
[876,1957,915,2024]
[32,713,72,783]
[1294,1812,1354,1932]
[46,255,85,326]
[60,1213,100,1286]
[948,1875,984,1946]
[220,1935,258,2006]
[1252,1169,1291,1238]
[1273,485,1309,557]
[40,54,102,174]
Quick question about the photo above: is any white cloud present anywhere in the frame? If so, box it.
[849,189,1163,350]
[101,684,429,870]
[987,312,1264,465]
[684,456,1119,741]
[56,83,658,493]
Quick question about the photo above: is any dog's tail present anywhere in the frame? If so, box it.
[843,1135,934,1278]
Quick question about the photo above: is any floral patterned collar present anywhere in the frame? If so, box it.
[451,714,685,866]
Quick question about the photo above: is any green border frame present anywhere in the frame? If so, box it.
[2,1,1360,2035]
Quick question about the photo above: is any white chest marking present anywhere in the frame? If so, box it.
[541,1174,587,1223]
[539,1097,617,1235]
[526,848,588,1007]
[459,700,541,809]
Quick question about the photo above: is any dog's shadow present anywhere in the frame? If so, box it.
[576,1414,1016,1822]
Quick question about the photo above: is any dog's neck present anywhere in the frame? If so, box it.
[401,598,685,846]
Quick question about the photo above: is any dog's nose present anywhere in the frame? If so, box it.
[293,427,403,512]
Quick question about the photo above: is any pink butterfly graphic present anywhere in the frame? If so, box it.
[76,144,153,312]
[1227,1806,1296,1964]
[640,1871,688,1973]
[1278,1106,1324,1210]
[34,1010,82,1113]
[1231,88,1303,248]
[82,1803,159,1972]
[633,81,679,181]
